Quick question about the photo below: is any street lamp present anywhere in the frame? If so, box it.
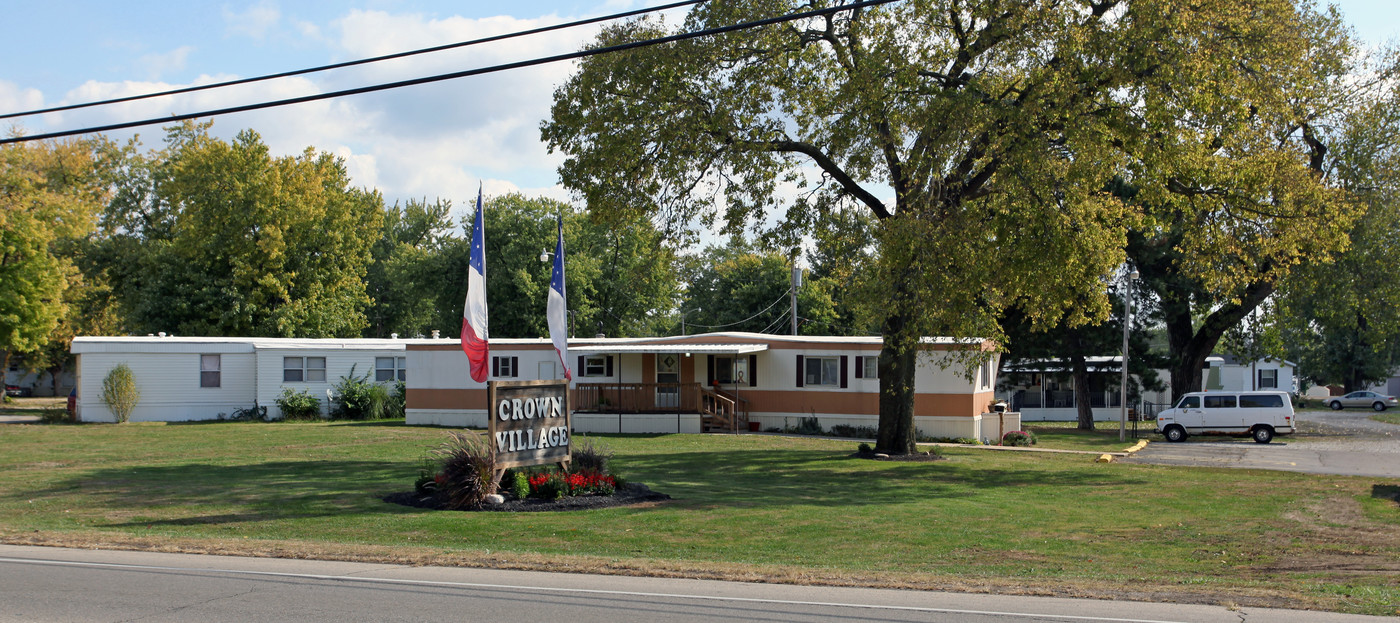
[1119,268,1140,442]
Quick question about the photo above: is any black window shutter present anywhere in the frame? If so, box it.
[512,356,519,378]
[795,355,804,388]
[577,355,586,376]
[706,356,715,385]
[749,354,758,387]
[492,357,500,377]
[855,356,864,379]
[840,356,849,388]
[605,355,613,377]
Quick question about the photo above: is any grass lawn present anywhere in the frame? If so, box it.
[1372,412,1400,426]
[1,421,1397,616]
[1020,421,1156,452]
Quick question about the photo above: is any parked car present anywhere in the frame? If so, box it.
[1325,391,1398,411]
[4,384,31,397]
[1156,391,1296,444]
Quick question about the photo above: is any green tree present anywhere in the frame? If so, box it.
[679,237,839,335]
[0,136,108,375]
[1272,80,1400,391]
[90,122,383,337]
[364,198,456,338]
[426,194,680,339]
[543,0,1352,453]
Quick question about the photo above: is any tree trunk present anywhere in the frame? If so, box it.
[875,311,918,455]
[1160,282,1276,400]
[1071,353,1094,431]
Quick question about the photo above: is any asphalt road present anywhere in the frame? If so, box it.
[1124,409,1400,477]
[0,545,1390,623]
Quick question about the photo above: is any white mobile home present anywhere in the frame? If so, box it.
[71,336,419,422]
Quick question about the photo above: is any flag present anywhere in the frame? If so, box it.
[461,187,489,383]
[547,215,573,380]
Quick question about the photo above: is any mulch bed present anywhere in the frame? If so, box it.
[384,482,670,512]
[849,449,946,462]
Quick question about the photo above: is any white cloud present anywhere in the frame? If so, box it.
[223,1,281,39]
[135,46,195,81]
[0,80,45,122]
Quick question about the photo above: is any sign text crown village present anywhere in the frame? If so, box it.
[488,380,571,469]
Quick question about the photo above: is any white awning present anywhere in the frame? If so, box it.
[569,343,768,355]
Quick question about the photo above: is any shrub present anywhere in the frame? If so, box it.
[829,424,878,439]
[100,363,140,423]
[39,408,71,424]
[572,436,612,474]
[511,471,530,500]
[276,388,322,421]
[528,470,567,500]
[788,417,823,435]
[330,365,388,420]
[1002,430,1038,447]
[565,470,616,496]
[385,380,407,419]
[431,431,498,509]
[857,442,872,454]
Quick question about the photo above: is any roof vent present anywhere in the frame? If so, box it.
[157,332,167,338]
[432,329,441,339]
[391,333,399,339]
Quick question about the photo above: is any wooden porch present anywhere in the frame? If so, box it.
[572,382,750,433]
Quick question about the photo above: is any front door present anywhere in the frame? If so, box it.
[656,353,680,408]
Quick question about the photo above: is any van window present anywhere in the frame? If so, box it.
[1204,395,1237,409]
[1177,396,1200,409]
[1240,394,1284,408]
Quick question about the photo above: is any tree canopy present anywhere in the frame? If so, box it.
[0,136,108,373]
[89,122,384,338]
[544,0,1359,453]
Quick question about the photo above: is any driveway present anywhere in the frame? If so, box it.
[1123,409,1400,478]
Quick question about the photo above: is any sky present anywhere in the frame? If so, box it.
[2,0,1397,226]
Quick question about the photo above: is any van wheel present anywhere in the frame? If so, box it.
[1252,426,1273,444]
[1164,425,1187,443]
[1329,401,1343,410]
[1373,402,1387,412]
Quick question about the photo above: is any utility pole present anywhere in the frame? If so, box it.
[1119,269,1139,442]
[790,265,801,335]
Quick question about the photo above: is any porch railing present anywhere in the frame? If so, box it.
[571,382,749,433]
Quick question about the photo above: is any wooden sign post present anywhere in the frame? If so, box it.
[487,380,572,476]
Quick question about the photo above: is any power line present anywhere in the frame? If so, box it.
[0,0,902,146]
[685,292,790,330]
[0,0,706,121]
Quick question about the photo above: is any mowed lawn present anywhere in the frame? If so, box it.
[1,421,1397,615]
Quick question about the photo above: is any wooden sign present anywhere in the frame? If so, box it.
[487,379,571,469]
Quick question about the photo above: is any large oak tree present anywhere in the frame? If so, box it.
[544,0,1357,453]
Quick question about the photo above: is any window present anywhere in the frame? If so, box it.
[200,355,221,388]
[1177,396,1200,409]
[583,355,608,377]
[713,356,749,384]
[862,356,878,379]
[1240,394,1284,408]
[375,356,406,382]
[492,356,519,378]
[283,356,326,382]
[1258,369,1278,389]
[980,359,993,390]
[805,357,840,386]
[1204,395,1237,409]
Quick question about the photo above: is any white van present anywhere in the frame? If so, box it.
[1156,391,1295,444]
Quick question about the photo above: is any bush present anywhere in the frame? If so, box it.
[330,365,389,420]
[511,471,530,500]
[857,442,872,454]
[829,424,878,439]
[39,408,71,424]
[386,380,407,419]
[1002,430,1038,447]
[572,436,612,474]
[788,417,823,435]
[431,431,498,509]
[276,388,322,421]
[221,404,267,421]
[528,470,567,500]
[100,363,140,423]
